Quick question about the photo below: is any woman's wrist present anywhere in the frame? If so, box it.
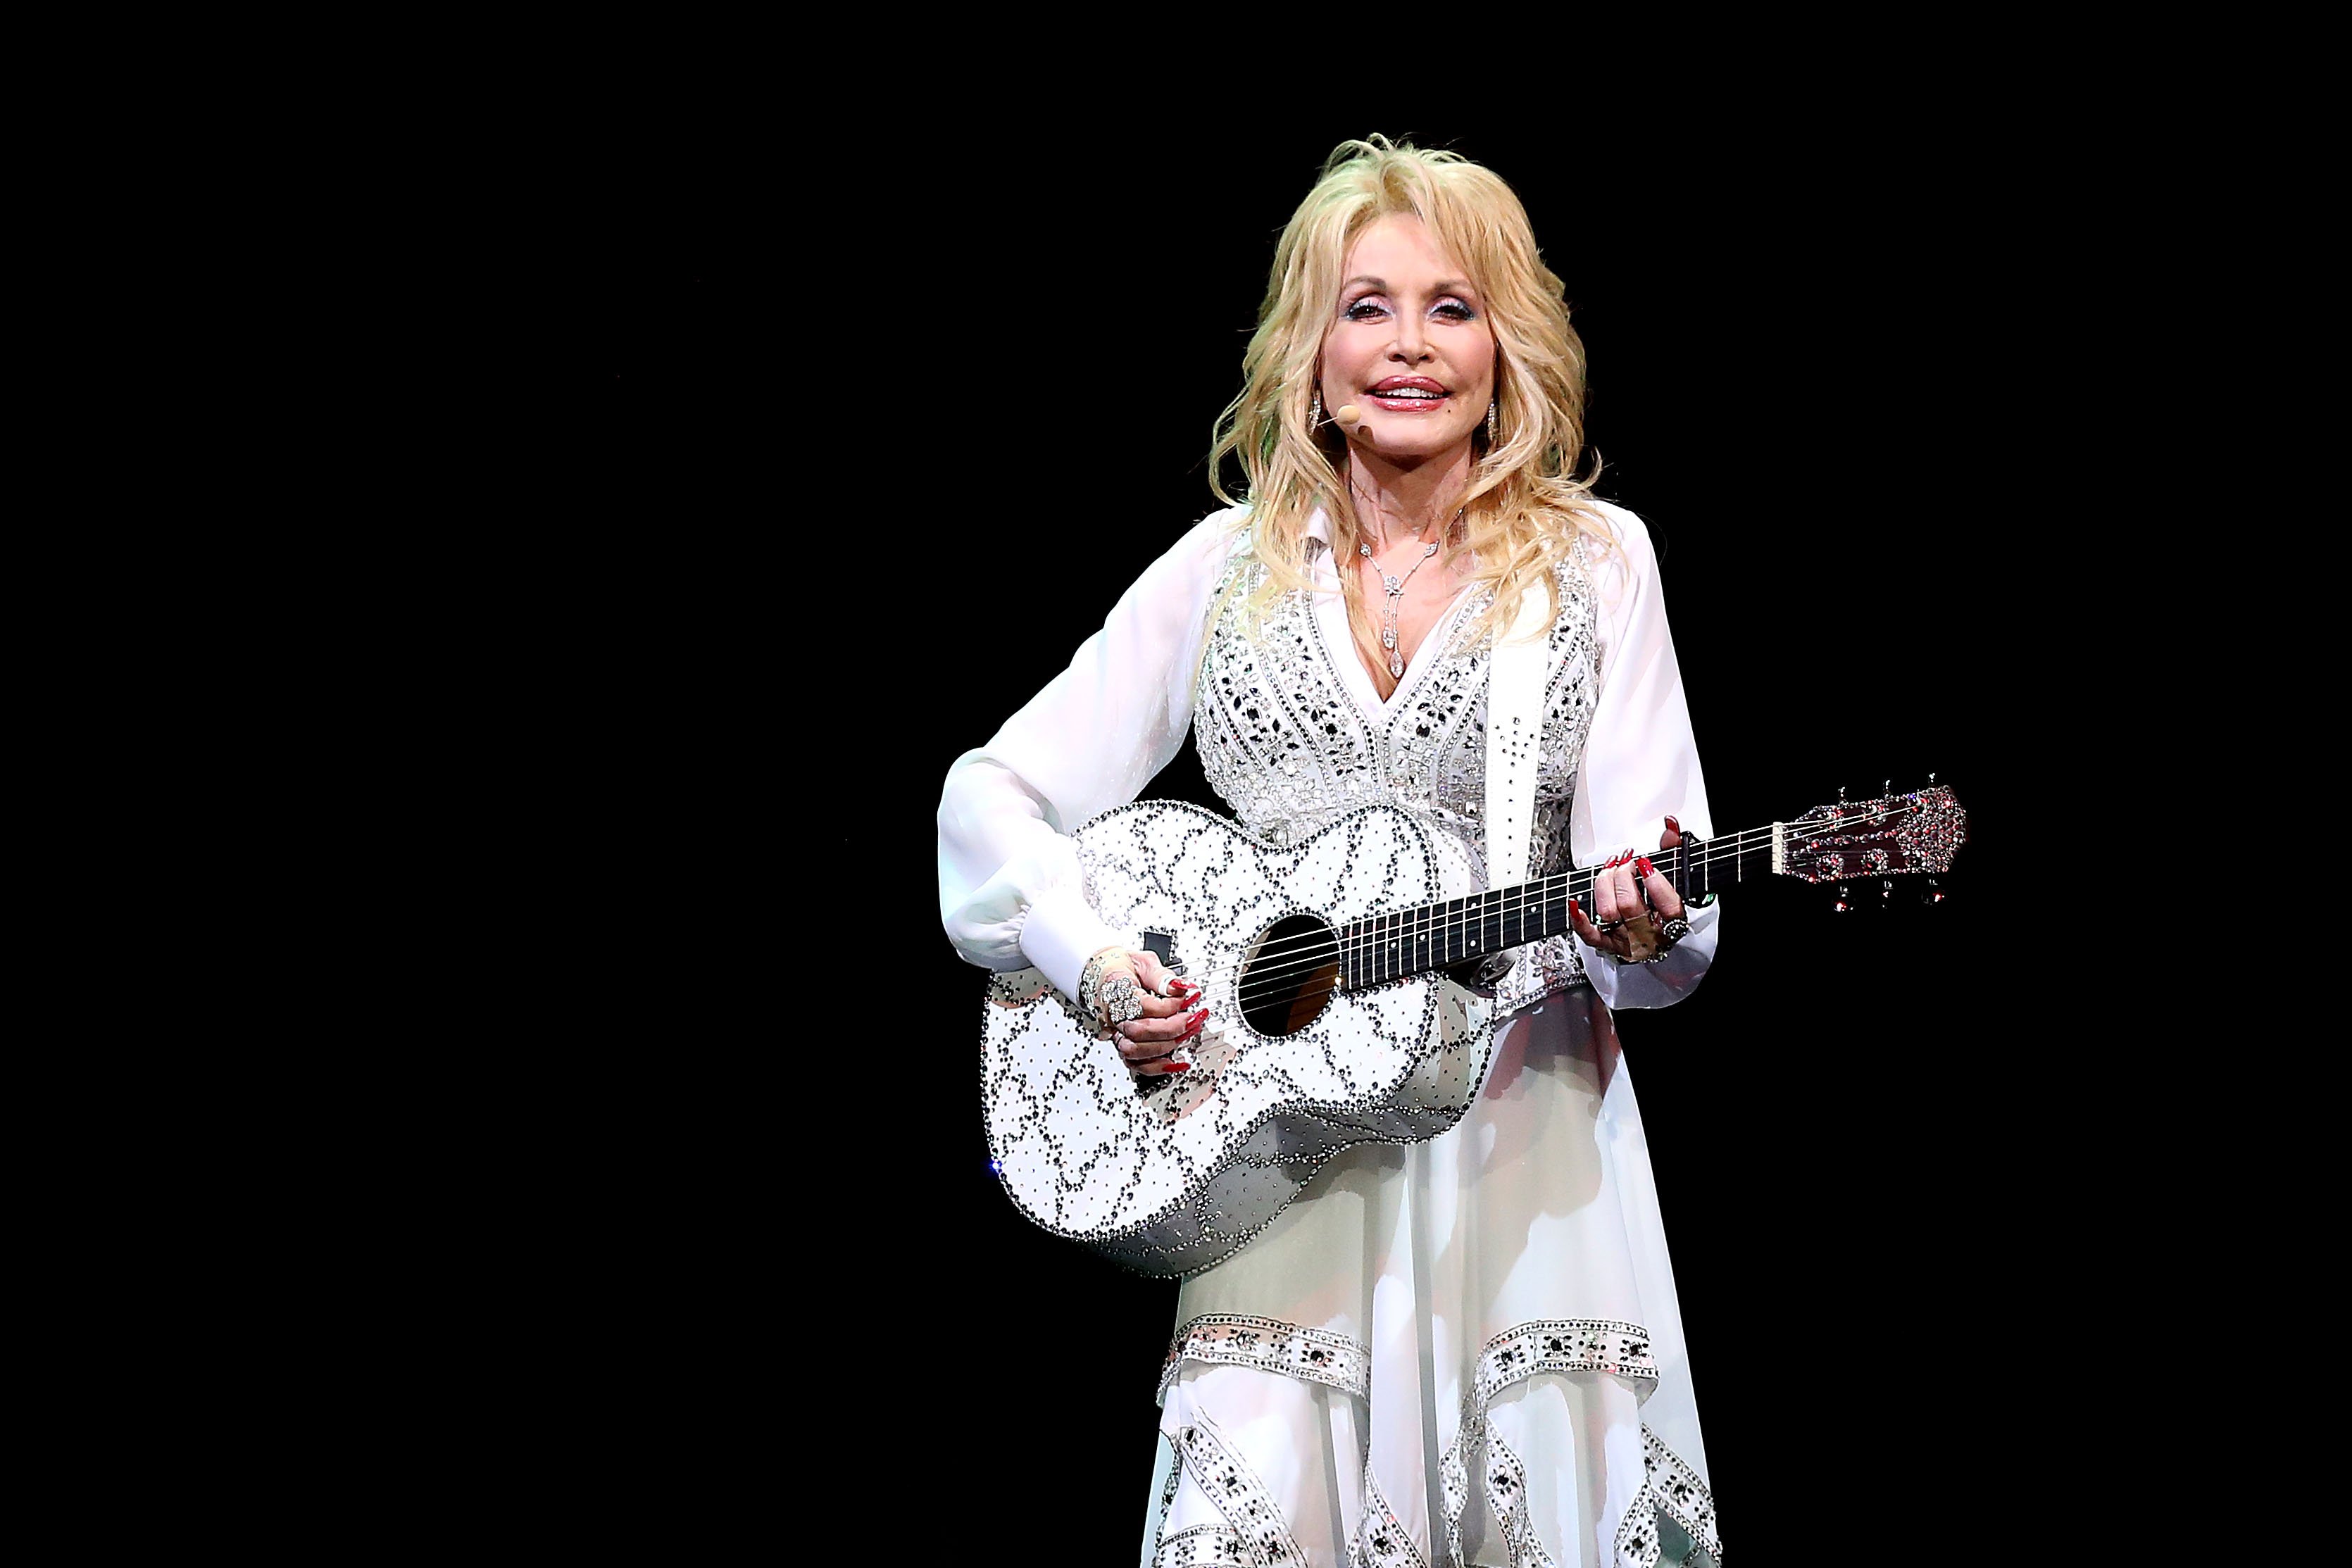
[1077,945,1143,1029]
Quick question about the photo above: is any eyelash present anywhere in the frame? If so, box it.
[1343,299,1478,322]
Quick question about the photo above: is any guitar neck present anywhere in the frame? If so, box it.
[1334,831,1770,991]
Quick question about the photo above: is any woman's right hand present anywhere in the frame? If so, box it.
[1099,948,1208,1077]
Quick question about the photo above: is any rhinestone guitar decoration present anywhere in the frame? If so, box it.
[978,784,1968,1277]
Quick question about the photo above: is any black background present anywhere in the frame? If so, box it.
[539,120,2058,1558]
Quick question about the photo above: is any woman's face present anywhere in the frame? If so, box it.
[1318,213,1496,466]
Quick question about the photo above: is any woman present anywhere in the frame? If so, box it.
[939,138,1722,1567]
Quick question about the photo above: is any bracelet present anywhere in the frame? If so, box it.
[1606,911,1690,965]
[1615,910,1662,963]
[1077,946,1144,1029]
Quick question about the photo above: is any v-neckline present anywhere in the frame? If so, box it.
[1311,543,1477,721]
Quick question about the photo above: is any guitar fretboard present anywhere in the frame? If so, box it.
[1334,835,1768,990]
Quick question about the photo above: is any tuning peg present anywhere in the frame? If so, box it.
[1881,879,1894,903]
[1882,779,1891,794]
[1834,883,1851,913]
[1927,772,1937,785]
[1922,876,1945,907]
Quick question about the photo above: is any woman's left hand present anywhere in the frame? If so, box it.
[1570,815,1691,963]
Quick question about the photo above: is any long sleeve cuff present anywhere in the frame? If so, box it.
[1019,884,1133,1004]
[1580,898,1721,1011]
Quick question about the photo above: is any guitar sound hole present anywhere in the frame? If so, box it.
[1238,914,1342,1038]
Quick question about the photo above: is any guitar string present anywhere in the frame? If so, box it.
[1226,822,1884,1003]
[1215,802,1942,1004]
[1225,805,1921,979]
[1230,797,1934,979]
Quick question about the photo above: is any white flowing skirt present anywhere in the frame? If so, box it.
[1139,989,1721,1568]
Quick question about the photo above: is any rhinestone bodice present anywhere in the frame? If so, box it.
[1194,547,1602,893]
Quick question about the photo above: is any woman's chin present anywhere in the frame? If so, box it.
[1354,424,1476,465]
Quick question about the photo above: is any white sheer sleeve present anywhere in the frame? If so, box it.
[1568,502,1722,1011]
[937,510,1241,1001]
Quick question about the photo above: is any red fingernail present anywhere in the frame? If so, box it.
[1568,898,1581,917]
[1637,857,1655,878]
[1665,815,1681,832]
[1166,1061,1191,1073]
[1184,1015,1206,1038]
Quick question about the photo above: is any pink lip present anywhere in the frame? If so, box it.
[1365,375,1451,413]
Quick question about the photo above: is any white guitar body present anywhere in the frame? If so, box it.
[980,801,1495,1279]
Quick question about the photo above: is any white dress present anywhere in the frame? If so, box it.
[938,502,1725,1567]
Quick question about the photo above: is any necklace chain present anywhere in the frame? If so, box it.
[1359,534,1442,680]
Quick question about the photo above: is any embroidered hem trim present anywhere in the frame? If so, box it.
[1174,1409,1311,1568]
[1441,1319,1665,1567]
[1153,1524,1253,1567]
[1484,1426,1560,1568]
[1348,1461,1427,1568]
[1155,1312,1719,1567]
[1637,1426,1720,1567]
[1159,1313,1375,1406]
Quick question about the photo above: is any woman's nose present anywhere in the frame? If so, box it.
[1389,320,1430,361]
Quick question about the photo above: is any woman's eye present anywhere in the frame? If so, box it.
[1435,301,1477,320]
[1342,299,1387,320]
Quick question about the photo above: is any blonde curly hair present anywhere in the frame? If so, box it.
[1209,136,1613,647]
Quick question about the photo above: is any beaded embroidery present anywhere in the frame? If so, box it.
[1439,1319,1663,1567]
[1153,1524,1253,1568]
[1156,1310,1717,1567]
[1637,1426,1720,1566]
[1482,1427,1560,1568]
[1348,1463,1426,1568]
[1159,1313,1373,1405]
[1173,1410,1311,1568]
[1196,546,1600,1024]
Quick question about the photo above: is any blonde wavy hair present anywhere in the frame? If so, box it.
[1208,136,1613,648]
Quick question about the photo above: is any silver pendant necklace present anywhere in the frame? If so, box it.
[1359,532,1444,679]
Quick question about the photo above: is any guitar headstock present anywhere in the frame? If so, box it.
[1779,784,1968,884]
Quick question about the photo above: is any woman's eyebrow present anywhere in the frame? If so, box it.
[1341,275,1478,297]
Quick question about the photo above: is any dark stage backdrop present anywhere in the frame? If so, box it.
[559,125,2040,1559]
